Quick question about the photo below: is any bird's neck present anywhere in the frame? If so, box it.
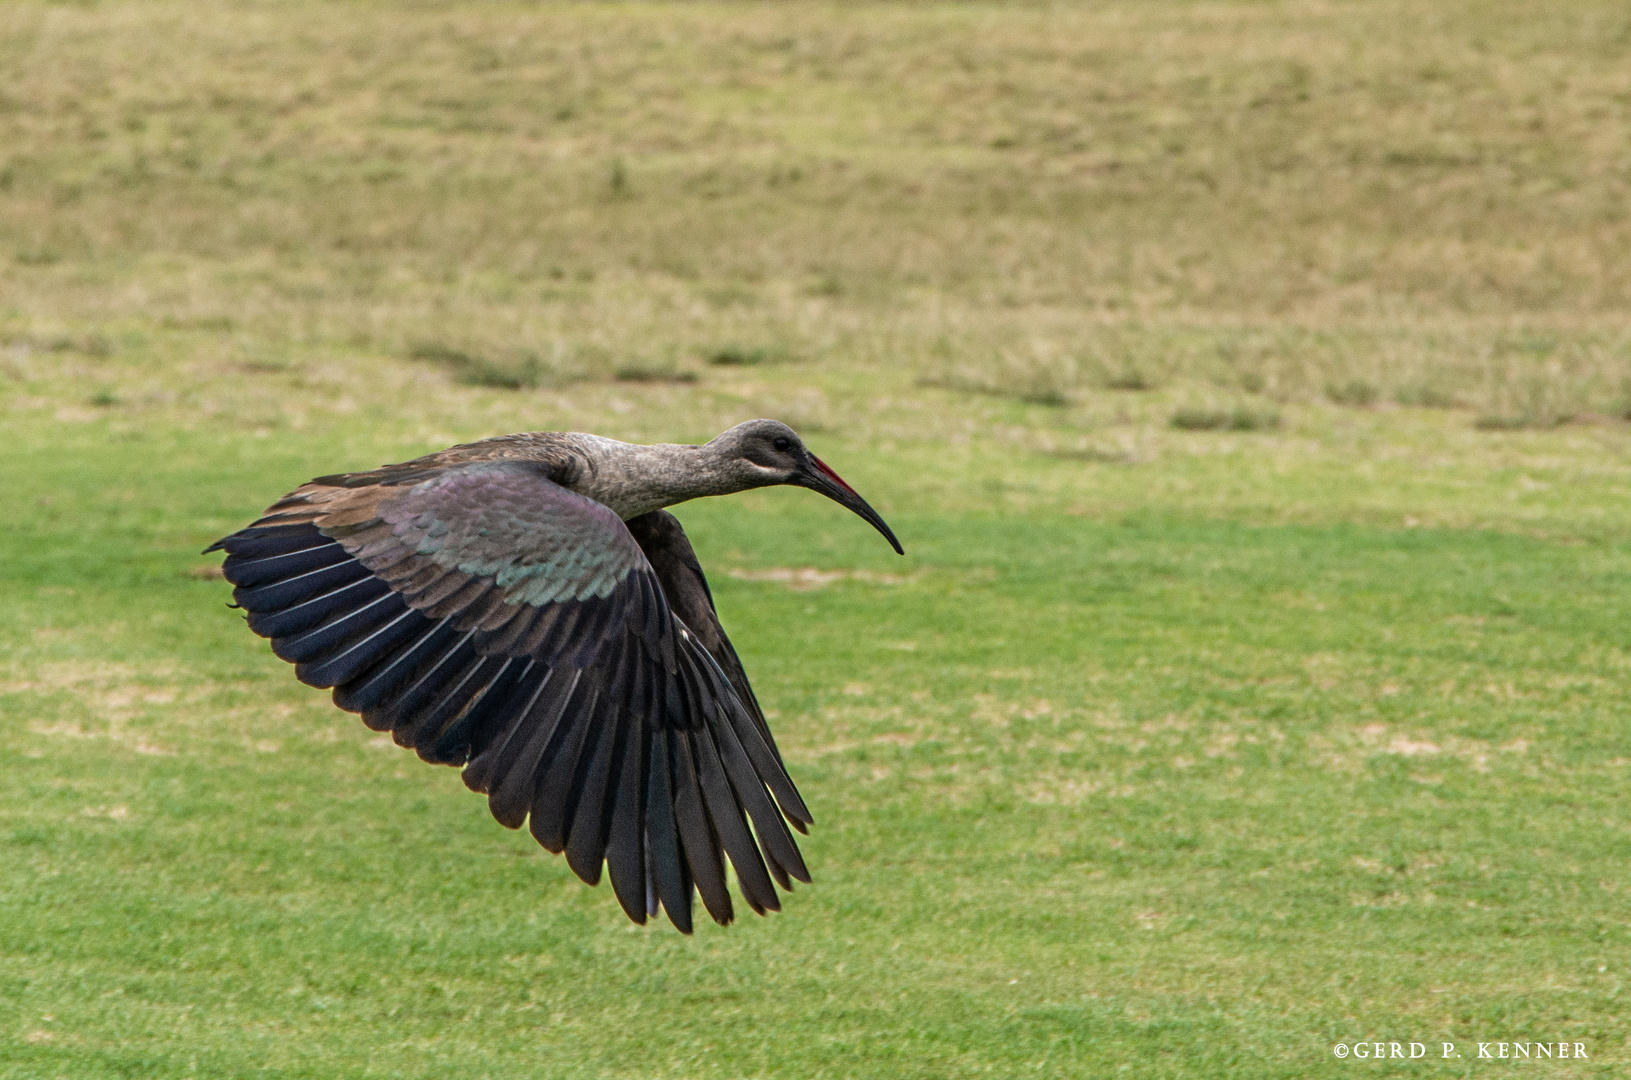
[566,435,748,520]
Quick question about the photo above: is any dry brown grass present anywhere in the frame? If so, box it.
[2,0,1630,425]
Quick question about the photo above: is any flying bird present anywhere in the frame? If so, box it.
[208,420,902,932]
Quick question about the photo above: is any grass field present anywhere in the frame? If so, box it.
[4,1,1631,1077]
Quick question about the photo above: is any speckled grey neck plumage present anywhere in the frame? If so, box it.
[563,433,754,520]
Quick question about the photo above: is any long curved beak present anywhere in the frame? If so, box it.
[792,456,905,555]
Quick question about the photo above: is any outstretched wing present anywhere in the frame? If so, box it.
[208,460,811,931]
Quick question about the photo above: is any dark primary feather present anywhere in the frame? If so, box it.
[626,512,811,832]
[209,458,809,931]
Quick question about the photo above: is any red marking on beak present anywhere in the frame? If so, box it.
[811,456,858,497]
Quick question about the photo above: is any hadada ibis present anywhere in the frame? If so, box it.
[208,420,903,931]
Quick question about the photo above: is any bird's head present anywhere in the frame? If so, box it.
[706,419,904,554]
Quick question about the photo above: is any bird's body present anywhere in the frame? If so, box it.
[209,420,901,932]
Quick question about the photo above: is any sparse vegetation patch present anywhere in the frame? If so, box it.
[1169,404,1282,432]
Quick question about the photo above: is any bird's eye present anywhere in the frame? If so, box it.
[772,437,792,452]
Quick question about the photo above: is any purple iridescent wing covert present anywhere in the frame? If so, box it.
[208,459,811,931]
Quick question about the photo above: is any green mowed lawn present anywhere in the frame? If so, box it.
[3,419,1627,1078]
[5,0,1630,1073]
